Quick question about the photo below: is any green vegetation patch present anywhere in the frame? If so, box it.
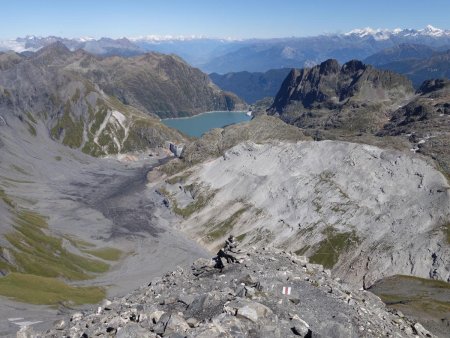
[25,111,37,124]
[0,189,114,305]
[83,247,123,261]
[82,140,105,157]
[294,245,310,256]
[370,274,450,321]
[5,210,109,280]
[172,190,216,219]
[0,273,105,305]
[206,207,249,241]
[10,165,28,176]
[71,88,81,104]
[51,102,84,148]
[0,188,15,208]
[165,171,192,185]
[26,121,37,136]
[309,226,360,269]
[90,105,108,135]
[236,232,248,242]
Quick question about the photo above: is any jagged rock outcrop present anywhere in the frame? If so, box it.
[33,249,434,337]
[379,78,450,176]
[268,59,414,133]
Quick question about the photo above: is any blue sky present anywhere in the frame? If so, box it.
[0,0,449,39]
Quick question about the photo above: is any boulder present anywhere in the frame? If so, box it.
[149,310,165,324]
[291,315,311,337]
[306,263,324,273]
[53,319,67,330]
[237,305,258,322]
[116,323,155,338]
[412,322,432,337]
[70,312,83,322]
[186,317,199,328]
[164,314,190,335]
[16,326,36,338]
[153,312,171,335]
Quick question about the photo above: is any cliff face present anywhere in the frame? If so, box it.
[269,59,414,133]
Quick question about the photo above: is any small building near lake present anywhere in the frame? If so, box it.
[165,141,184,157]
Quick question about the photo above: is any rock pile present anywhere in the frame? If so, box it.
[27,249,434,337]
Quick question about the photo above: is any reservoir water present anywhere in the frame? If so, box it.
[162,111,251,138]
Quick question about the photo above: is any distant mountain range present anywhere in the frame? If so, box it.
[209,69,291,104]
[364,44,450,87]
[1,26,449,73]
[209,43,449,102]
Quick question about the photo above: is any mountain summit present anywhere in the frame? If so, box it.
[268,59,414,133]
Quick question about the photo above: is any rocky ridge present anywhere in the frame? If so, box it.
[268,59,414,133]
[374,49,450,88]
[162,115,309,174]
[0,42,244,156]
[364,43,437,67]
[27,249,434,338]
[379,78,450,176]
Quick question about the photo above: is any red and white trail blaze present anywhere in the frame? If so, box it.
[282,286,291,295]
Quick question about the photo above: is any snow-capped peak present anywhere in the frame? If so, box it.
[420,25,445,36]
[345,27,377,37]
[344,27,391,40]
[129,34,208,42]
[128,34,242,42]
[76,36,95,42]
[345,25,450,39]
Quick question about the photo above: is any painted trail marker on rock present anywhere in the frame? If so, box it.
[282,286,291,295]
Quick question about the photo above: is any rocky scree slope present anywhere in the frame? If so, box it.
[159,141,450,289]
[379,78,450,178]
[268,59,414,133]
[32,249,434,338]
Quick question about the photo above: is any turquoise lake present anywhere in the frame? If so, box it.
[162,111,251,138]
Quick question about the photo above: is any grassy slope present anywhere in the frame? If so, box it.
[0,189,121,305]
[0,273,105,305]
